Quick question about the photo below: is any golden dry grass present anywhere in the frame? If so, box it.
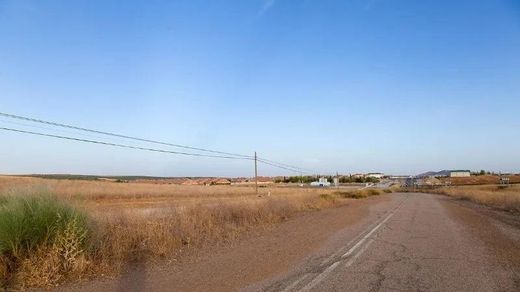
[438,175,520,186]
[426,185,520,213]
[0,176,365,288]
[0,176,344,209]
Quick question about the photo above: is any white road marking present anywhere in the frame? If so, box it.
[296,198,406,291]
[281,274,309,292]
[299,261,340,292]
[344,238,374,268]
[319,216,382,265]
[341,208,396,258]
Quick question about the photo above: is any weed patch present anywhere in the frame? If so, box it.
[0,190,91,287]
[335,189,383,199]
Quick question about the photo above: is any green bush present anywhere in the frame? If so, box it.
[0,193,90,259]
[334,189,383,199]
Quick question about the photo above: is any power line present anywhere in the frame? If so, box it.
[0,112,320,175]
[257,157,314,173]
[0,112,253,159]
[0,127,252,160]
[1,126,314,174]
[257,159,305,173]
[257,159,310,174]
[0,118,138,144]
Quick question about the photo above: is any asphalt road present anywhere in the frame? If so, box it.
[262,193,520,291]
[68,193,520,291]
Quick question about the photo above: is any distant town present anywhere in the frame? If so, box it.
[18,170,520,188]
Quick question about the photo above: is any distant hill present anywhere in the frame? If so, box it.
[416,170,451,178]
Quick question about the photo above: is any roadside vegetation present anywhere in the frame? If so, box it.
[334,188,386,199]
[0,176,391,289]
[408,185,520,213]
[0,190,91,287]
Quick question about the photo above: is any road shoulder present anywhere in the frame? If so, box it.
[64,195,392,291]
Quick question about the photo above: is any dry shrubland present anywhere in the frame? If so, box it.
[0,176,369,288]
[422,185,520,213]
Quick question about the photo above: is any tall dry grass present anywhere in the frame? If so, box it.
[426,185,520,213]
[91,194,336,273]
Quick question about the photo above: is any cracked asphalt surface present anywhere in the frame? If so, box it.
[267,193,520,291]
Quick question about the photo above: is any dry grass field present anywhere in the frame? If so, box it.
[439,175,520,186]
[0,175,382,288]
[0,176,351,210]
[426,184,520,213]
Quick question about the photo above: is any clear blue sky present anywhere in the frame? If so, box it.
[1,0,519,176]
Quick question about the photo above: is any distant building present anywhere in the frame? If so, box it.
[500,176,510,185]
[367,173,384,179]
[449,170,470,177]
[310,177,331,187]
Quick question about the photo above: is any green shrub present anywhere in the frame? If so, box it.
[335,189,383,199]
[0,193,91,260]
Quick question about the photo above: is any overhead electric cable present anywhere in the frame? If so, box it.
[0,112,321,174]
[0,127,252,160]
[0,112,253,159]
[257,159,309,174]
[257,157,314,173]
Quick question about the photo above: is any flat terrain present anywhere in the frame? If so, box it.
[439,174,520,185]
[0,176,356,211]
[66,192,520,291]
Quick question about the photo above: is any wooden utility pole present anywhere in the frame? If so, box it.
[254,151,258,196]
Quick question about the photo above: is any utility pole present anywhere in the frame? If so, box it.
[254,151,258,196]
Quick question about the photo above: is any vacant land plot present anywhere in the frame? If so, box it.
[425,184,520,213]
[0,176,382,289]
[439,175,520,186]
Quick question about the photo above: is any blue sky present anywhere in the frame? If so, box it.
[1,0,519,176]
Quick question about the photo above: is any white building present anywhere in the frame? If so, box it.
[310,177,331,187]
[449,170,470,177]
[367,173,384,179]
